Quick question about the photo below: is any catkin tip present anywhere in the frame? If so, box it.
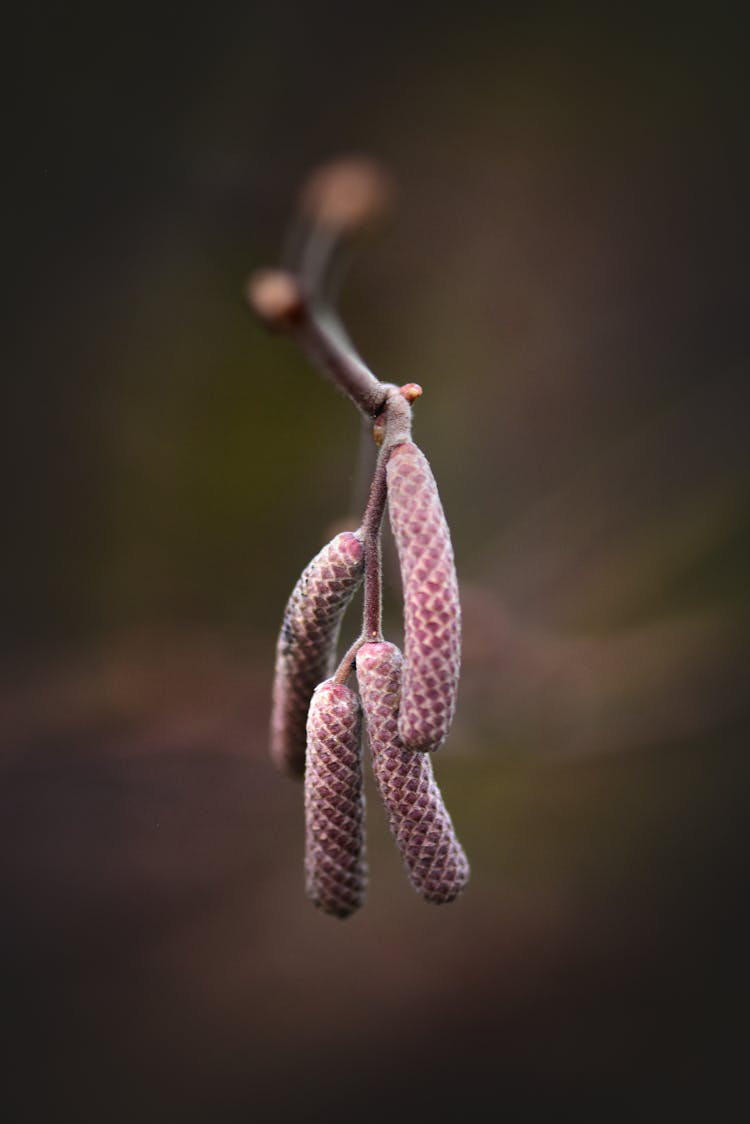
[305,679,366,918]
[356,640,469,906]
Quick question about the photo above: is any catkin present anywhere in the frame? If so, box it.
[305,680,367,918]
[386,441,461,753]
[356,642,469,904]
[270,531,364,777]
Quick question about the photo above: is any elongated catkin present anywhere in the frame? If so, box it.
[386,442,461,752]
[304,680,367,918]
[270,531,364,776]
[356,642,469,904]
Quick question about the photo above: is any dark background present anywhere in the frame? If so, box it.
[4,4,749,1120]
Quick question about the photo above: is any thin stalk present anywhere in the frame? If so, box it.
[333,392,413,685]
[361,449,389,641]
[297,302,388,417]
[332,447,388,685]
[333,636,365,686]
[247,270,389,418]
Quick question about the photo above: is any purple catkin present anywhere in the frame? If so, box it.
[356,642,469,905]
[270,532,364,777]
[386,441,461,753]
[304,680,367,918]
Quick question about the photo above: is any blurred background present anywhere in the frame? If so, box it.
[4,3,749,1119]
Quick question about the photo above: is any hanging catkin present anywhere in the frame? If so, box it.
[356,641,469,904]
[270,531,364,776]
[386,442,461,753]
[304,680,367,917]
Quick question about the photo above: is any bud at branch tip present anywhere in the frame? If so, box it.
[246,269,303,328]
[298,156,397,234]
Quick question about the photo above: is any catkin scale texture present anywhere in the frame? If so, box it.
[304,681,367,918]
[270,532,364,777]
[356,642,469,904]
[386,442,461,752]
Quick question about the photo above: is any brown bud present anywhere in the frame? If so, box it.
[246,269,303,328]
[298,156,396,234]
[271,532,364,777]
[305,680,367,918]
[386,441,461,752]
[356,642,469,904]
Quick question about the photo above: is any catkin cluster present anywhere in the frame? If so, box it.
[271,437,469,918]
[252,152,470,918]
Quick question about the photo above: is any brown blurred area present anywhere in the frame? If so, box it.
[3,3,749,1120]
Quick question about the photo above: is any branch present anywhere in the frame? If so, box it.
[247,269,388,417]
[246,156,397,420]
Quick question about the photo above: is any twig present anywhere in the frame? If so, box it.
[246,157,415,680]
